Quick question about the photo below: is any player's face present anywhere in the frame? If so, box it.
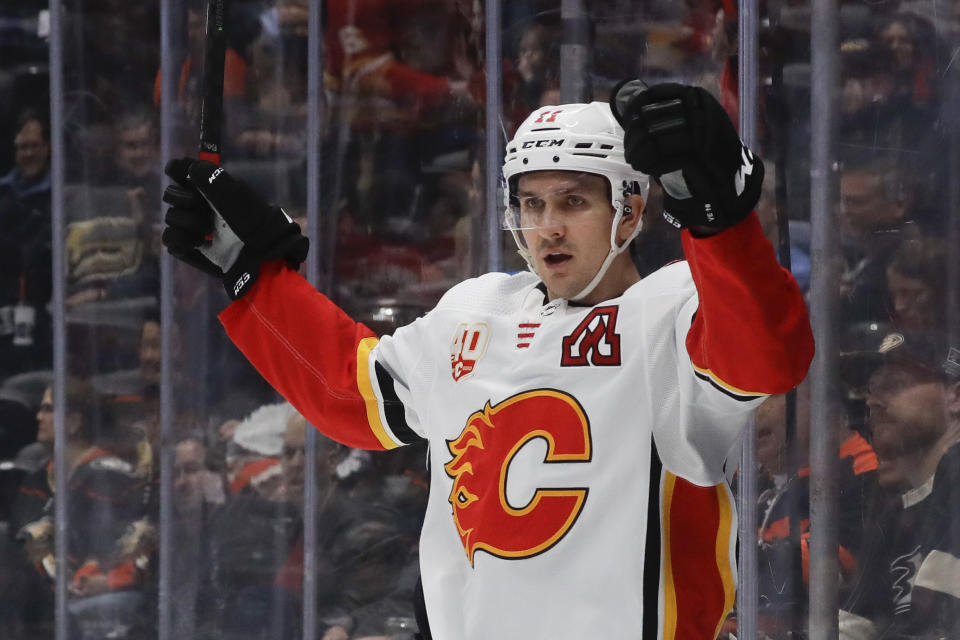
[866,364,947,489]
[517,171,639,303]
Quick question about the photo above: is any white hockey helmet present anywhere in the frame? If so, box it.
[502,102,650,301]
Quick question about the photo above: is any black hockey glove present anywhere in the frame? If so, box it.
[610,80,764,233]
[162,158,308,300]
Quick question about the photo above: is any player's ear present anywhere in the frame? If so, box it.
[626,192,646,218]
[615,193,645,244]
[619,192,645,224]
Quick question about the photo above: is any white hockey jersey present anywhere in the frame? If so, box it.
[220,213,814,639]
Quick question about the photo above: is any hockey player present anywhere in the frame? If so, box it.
[161,82,814,639]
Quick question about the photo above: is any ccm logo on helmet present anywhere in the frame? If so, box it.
[521,139,564,149]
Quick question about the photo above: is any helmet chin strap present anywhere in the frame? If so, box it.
[514,192,646,304]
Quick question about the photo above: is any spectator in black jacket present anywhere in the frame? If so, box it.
[840,332,960,638]
[0,109,52,379]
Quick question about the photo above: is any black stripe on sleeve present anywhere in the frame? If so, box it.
[694,370,763,402]
[373,361,419,445]
[643,438,663,640]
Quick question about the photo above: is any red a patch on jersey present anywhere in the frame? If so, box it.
[450,323,490,381]
[561,306,622,367]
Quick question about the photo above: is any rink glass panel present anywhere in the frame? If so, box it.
[1,0,958,639]
[756,0,960,637]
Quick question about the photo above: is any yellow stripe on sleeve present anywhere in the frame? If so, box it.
[661,471,678,640]
[712,484,737,640]
[356,337,401,449]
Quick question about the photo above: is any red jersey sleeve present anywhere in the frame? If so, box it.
[219,262,406,450]
[681,212,814,397]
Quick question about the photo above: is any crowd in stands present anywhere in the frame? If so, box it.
[742,2,960,638]
[0,0,959,638]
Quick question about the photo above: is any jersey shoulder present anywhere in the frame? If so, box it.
[631,260,694,298]
[434,271,540,315]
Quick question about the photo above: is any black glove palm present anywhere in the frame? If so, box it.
[610,81,764,233]
[162,158,308,299]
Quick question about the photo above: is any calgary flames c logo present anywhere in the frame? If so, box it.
[444,390,592,566]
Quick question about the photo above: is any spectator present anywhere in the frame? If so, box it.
[513,19,560,110]
[10,382,65,535]
[885,235,950,331]
[838,40,931,155]
[112,107,162,210]
[753,382,878,638]
[0,371,45,467]
[175,437,225,517]
[234,1,312,159]
[876,13,937,108]
[209,408,319,639]
[0,109,53,379]
[10,378,150,634]
[172,436,225,640]
[153,1,248,120]
[840,332,960,638]
[0,109,51,213]
[275,412,422,640]
[225,402,289,497]
[0,374,54,640]
[325,0,476,114]
[838,156,912,324]
[91,314,162,402]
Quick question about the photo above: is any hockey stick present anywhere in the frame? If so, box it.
[198,0,228,165]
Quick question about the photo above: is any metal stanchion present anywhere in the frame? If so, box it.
[157,2,178,639]
[485,0,504,273]
[48,1,68,638]
[736,3,761,637]
[808,0,841,637]
[303,0,325,638]
[560,0,590,103]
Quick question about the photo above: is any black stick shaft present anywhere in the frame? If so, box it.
[198,0,227,165]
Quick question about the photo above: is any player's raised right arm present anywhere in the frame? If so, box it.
[162,159,415,450]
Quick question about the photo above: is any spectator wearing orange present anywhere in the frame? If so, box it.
[153,2,247,118]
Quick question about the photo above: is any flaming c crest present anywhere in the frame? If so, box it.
[443,389,592,566]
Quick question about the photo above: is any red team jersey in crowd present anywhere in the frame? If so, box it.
[324,0,454,107]
[219,213,813,639]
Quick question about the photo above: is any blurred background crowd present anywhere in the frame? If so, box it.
[0,0,959,638]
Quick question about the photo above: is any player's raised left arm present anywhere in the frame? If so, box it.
[611,80,814,395]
